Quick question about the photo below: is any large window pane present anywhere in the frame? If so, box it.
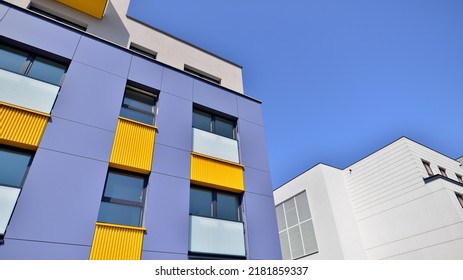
[284,198,298,227]
[120,107,154,125]
[216,192,239,221]
[215,117,234,139]
[276,204,286,232]
[295,192,311,222]
[193,110,212,132]
[279,231,291,260]
[0,186,21,236]
[0,149,31,188]
[123,89,155,113]
[301,221,318,254]
[0,45,28,73]
[288,226,304,259]
[104,172,144,203]
[190,188,213,217]
[97,202,142,227]
[27,57,66,85]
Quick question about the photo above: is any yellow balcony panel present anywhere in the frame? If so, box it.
[89,222,145,260]
[0,102,49,150]
[57,0,108,19]
[109,117,156,174]
[191,152,244,193]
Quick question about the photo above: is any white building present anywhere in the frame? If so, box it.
[274,137,463,260]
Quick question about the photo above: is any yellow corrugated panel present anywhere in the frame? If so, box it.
[0,102,49,150]
[191,152,244,193]
[89,222,145,260]
[109,117,156,174]
[57,0,108,19]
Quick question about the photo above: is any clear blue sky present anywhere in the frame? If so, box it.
[128,0,463,189]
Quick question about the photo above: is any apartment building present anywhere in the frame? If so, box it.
[0,0,281,260]
[274,137,463,260]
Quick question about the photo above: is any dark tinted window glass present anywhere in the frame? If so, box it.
[215,117,234,139]
[216,192,239,221]
[97,202,142,227]
[0,45,28,73]
[27,56,66,85]
[193,110,211,132]
[120,107,154,125]
[0,149,31,187]
[104,172,144,203]
[190,188,212,217]
[123,88,155,113]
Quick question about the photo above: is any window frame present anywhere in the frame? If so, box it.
[456,174,463,184]
[456,193,463,209]
[438,166,447,177]
[189,185,242,222]
[422,160,433,176]
[97,169,148,227]
[119,85,158,126]
[192,108,237,140]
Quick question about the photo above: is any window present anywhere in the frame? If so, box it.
[0,147,33,238]
[189,186,241,222]
[97,170,147,227]
[29,5,87,31]
[129,43,157,60]
[438,166,447,177]
[184,65,221,85]
[193,109,236,139]
[119,85,158,125]
[276,191,318,259]
[456,174,463,184]
[456,193,463,209]
[422,160,433,176]
[0,43,67,85]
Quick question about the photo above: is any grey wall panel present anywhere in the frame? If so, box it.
[52,61,125,131]
[40,117,114,162]
[193,80,238,117]
[244,193,282,260]
[155,92,193,151]
[0,8,80,59]
[142,173,190,254]
[0,239,90,260]
[5,149,107,247]
[73,36,131,78]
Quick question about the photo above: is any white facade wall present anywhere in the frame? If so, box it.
[6,0,244,93]
[275,137,463,260]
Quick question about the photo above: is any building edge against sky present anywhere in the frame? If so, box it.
[274,137,463,260]
[0,0,281,259]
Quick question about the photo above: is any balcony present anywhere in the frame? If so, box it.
[192,128,239,163]
[0,69,60,114]
[189,215,246,257]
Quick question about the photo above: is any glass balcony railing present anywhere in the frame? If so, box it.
[0,69,60,114]
[192,128,239,163]
[189,215,246,257]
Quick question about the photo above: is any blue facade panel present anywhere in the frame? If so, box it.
[142,251,187,260]
[244,167,273,196]
[52,61,125,131]
[142,173,190,255]
[40,117,114,162]
[160,68,194,100]
[154,92,193,151]
[5,149,107,247]
[244,193,282,260]
[237,97,264,126]
[193,80,238,117]
[0,9,81,59]
[128,55,163,90]
[238,119,271,172]
[0,3,8,21]
[152,144,191,179]
[73,36,131,78]
[0,239,90,260]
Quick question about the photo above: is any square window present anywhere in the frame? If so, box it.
[189,186,241,222]
[120,86,157,125]
[422,160,433,176]
[192,108,236,139]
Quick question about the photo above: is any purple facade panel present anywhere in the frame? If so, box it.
[152,144,191,179]
[128,55,163,90]
[244,167,273,197]
[142,173,190,254]
[0,239,90,260]
[244,193,282,260]
[238,119,271,172]
[237,97,264,126]
[52,61,125,131]
[5,149,107,247]
[193,80,238,117]
[73,36,131,78]
[155,92,193,151]
[161,68,194,100]
[0,8,80,59]
[142,251,187,260]
[40,117,114,162]
[0,3,8,21]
